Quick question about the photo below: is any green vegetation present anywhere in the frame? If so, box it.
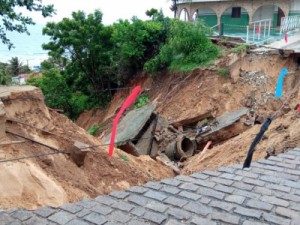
[230,44,247,53]
[0,0,54,49]
[87,124,101,135]
[24,9,220,119]
[144,20,220,74]
[217,67,230,78]
[117,152,129,162]
[135,95,150,109]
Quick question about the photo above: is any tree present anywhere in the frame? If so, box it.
[8,57,23,76]
[43,10,114,106]
[0,0,55,49]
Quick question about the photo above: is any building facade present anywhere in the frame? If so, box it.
[176,0,300,27]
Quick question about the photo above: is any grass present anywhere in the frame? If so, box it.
[230,44,247,53]
[87,124,101,135]
[217,67,230,78]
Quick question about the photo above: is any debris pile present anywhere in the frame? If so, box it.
[239,70,268,88]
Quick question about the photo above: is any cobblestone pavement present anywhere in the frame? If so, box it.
[1,148,300,225]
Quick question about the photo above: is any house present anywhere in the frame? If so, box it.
[176,0,300,27]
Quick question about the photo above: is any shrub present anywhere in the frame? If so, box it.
[217,67,230,78]
[135,95,150,109]
[87,124,101,135]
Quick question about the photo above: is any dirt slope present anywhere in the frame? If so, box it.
[0,87,173,209]
[78,49,300,176]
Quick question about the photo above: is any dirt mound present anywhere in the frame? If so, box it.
[78,50,300,177]
[0,87,173,209]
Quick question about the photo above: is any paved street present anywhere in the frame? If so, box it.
[1,148,300,225]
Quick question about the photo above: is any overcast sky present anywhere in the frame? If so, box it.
[25,0,174,25]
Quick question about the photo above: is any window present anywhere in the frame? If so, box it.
[231,7,241,18]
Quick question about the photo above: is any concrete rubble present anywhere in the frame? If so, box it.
[104,104,250,172]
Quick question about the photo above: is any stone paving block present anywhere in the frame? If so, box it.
[245,199,273,211]
[0,212,15,224]
[191,216,217,225]
[285,168,300,176]
[143,211,167,224]
[175,175,196,182]
[232,181,254,191]
[65,219,90,225]
[197,186,225,200]
[242,220,269,225]
[190,173,209,180]
[94,196,116,206]
[259,175,283,184]
[179,182,199,191]
[60,204,83,214]
[209,200,235,212]
[211,212,240,224]
[164,219,184,225]
[225,195,246,204]
[130,207,146,217]
[108,211,131,223]
[277,162,297,169]
[234,170,259,178]
[214,184,235,194]
[77,199,98,209]
[167,207,192,220]
[127,194,150,206]
[277,153,296,159]
[257,159,276,165]
[11,210,33,221]
[143,182,162,190]
[220,173,243,181]
[161,185,180,195]
[22,216,49,225]
[274,192,300,202]
[145,200,168,213]
[234,206,262,219]
[48,211,75,225]
[35,207,58,218]
[161,178,181,187]
[275,207,300,219]
[218,166,236,174]
[260,196,289,207]
[178,190,201,200]
[128,219,150,225]
[193,179,216,188]
[183,202,212,216]
[83,212,107,225]
[126,186,149,194]
[290,202,300,211]
[75,209,91,218]
[91,204,113,215]
[164,196,188,207]
[242,177,265,186]
[109,191,130,199]
[7,221,22,225]
[265,183,291,193]
[144,190,167,201]
[202,170,221,177]
[111,201,135,212]
[267,156,284,162]
[104,222,123,225]
[281,180,300,189]
[234,189,260,199]
[199,196,212,204]
[263,213,291,225]
[253,186,273,196]
[211,177,234,186]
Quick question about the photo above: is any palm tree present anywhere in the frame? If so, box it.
[9,57,23,76]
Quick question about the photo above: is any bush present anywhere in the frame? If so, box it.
[135,95,150,109]
[144,19,220,75]
[87,124,101,135]
[231,44,247,53]
[217,67,230,78]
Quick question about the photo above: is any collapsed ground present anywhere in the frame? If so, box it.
[0,43,300,209]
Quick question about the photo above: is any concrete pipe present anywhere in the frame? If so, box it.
[165,141,176,161]
[175,135,195,160]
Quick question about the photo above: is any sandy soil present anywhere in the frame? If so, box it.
[0,88,173,209]
[1,44,299,210]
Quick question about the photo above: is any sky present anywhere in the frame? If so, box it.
[24,0,174,25]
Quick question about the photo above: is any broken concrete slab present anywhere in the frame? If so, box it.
[103,104,156,145]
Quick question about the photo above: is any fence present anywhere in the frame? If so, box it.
[246,19,272,44]
[280,15,300,34]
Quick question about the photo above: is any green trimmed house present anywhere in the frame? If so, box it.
[176,0,300,27]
